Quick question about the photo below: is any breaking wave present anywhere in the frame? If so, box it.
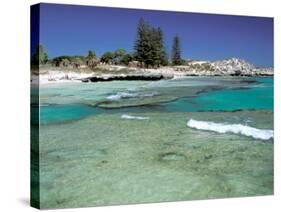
[107,91,159,100]
[187,119,273,140]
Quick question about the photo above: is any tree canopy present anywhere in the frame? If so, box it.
[100,51,115,64]
[86,50,96,59]
[37,19,186,69]
[86,50,99,69]
[120,53,134,65]
[100,49,134,65]
[171,35,183,65]
[134,18,168,68]
[113,49,126,64]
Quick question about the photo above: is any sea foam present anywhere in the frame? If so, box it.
[121,114,150,120]
[107,92,158,100]
[187,119,273,140]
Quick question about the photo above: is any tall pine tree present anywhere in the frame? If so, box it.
[171,35,183,65]
[134,18,151,68]
[134,18,167,68]
[150,27,167,67]
[156,27,169,66]
[149,27,159,67]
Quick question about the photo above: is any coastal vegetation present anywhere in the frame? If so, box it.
[171,35,184,65]
[134,18,169,68]
[31,18,273,79]
[100,49,133,66]
[32,18,182,70]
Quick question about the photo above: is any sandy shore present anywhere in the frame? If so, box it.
[31,63,273,85]
[31,66,184,85]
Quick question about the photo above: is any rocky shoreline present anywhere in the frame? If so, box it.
[31,58,273,84]
[172,58,273,76]
[81,74,169,83]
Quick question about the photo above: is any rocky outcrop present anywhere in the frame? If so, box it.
[36,58,273,84]
[174,58,273,76]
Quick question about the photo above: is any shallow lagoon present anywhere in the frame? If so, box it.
[37,77,273,208]
[39,77,273,124]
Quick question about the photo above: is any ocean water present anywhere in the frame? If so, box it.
[36,77,273,208]
[39,77,273,124]
[164,78,273,112]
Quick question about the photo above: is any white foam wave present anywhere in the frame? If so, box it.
[121,114,150,120]
[187,119,273,140]
[107,91,158,100]
[107,92,137,100]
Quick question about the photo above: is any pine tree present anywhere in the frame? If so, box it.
[134,18,151,68]
[149,27,159,67]
[156,27,168,66]
[171,35,183,65]
[134,18,167,68]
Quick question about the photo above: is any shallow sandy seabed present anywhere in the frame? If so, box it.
[38,110,273,209]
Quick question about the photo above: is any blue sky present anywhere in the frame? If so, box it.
[35,3,273,67]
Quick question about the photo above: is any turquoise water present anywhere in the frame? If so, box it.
[37,76,274,208]
[39,104,102,125]
[165,77,273,112]
[39,77,273,124]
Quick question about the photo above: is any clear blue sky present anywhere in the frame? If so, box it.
[35,3,273,67]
